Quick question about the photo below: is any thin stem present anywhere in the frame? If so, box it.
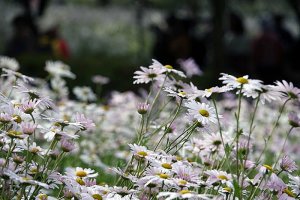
[235,86,243,181]
[256,98,291,163]
[154,98,183,151]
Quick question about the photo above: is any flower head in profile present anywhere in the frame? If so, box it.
[178,57,202,78]
[137,102,150,115]
[92,74,110,85]
[219,73,263,98]
[185,101,220,125]
[133,66,165,84]
[280,155,297,173]
[149,59,186,78]
[0,56,19,71]
[73,86,96,102]
[74,113,95,131]
[288,112,300,128]
[45,60,75,79]
[272,80,300,100]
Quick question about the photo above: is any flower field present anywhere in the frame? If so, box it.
[0,56,300,199]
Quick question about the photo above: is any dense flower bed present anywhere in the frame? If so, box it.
[0,56,300,200]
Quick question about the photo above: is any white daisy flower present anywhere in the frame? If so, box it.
[272,80,300,100]
[201,86,231,98]
[65,167,98,178]
[288,174,300,195]
[164,87,188,98]
[0,56,20,71]
[260,84,282,104]
[45,60,75,79]
[150,59,186,78]
[157,190,211,200]
[219,73,263,98]
[128,144,154,159]
[205,170,232,185]
[73,86,96,102]
[185,101,220,125]
[133,66,165,84]
[1,68,34,83]
[178,57,202,77]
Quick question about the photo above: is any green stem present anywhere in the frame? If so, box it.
[154,98,183,151]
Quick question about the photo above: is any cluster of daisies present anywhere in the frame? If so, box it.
[1,56,300,200]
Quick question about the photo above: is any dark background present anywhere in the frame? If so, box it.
[1,0,300,95]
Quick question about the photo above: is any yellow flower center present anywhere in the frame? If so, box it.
[179,190,190,195]
[7,130,23,139]
[12,115,22,123]
[159,173,169,179]
[76,177,85,185]
[206,88,212,93]
[199,109,209,117]
[161,163,172,169]
[223,187,232,193]
[178,91,186,96]
[284,188,295,197]
[179,180,187,185]
[263,164,273,171]
[165,65,173,69]
[137,151,147,157]
[236,77,248,84]
[37,194,48,199]
[176,156,182,161]
[76,170,87,177]
[92,194,103,200]
[217,175,228,180]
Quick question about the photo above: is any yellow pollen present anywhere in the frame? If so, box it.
[284,188,295,197]
[12,115,22,123]
[161,163,172,169]
[37,194,48,199]
[179,190,190,195]
[159,173,169,179]
[236,77,248,84]
[92,194,103,200]
[179,91,186,96]
[199,109,209,117]
[217,175,228,180]
[176,156,182,161]
[206,88,212,92]
[22,177,31,181]
[223,187,232,193]
[76,170,87,177]
[179,180,187,185]
[137,151,147,157]
[76,177,85,185]
[165,65,173,69]
[263,164,273,171]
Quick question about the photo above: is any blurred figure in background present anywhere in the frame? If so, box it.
[4,14,38,57]
[38,26,71,60]
[151,13,206,69]
[225,12,251,76]
[252,17,284,83]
